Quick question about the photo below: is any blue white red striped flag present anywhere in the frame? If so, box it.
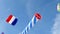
[6,14,18,25]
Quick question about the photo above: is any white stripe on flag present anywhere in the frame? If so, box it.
[32,16,35,27]
[28,23,30,30]
[25,27,27,33]
[9,16,16,24]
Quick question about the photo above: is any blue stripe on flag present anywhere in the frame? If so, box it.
[12,18,18,25]
[25,30,26,34]
[30,22,32,28]
[26,26,29,32]
[34,17,36,24]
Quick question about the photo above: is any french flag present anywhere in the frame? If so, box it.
[6,14,18,25]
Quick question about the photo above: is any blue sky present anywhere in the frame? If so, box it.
[0,0,60,34]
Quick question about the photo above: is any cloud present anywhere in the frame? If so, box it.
[51,14,60,34]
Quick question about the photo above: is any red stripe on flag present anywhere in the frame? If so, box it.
[35,13,41,20]
[6,15,13,23]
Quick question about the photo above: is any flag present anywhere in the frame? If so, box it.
[21,13,41,34]
[6,14,18,25]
